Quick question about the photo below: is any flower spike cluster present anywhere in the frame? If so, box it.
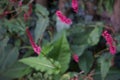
[26,27,41,55]
[18,0,23,7]
[72,0,79,13]
[56,10,72,25]
[73,54,79,63]
[102,30,116,55]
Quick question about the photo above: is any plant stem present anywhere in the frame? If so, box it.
[94,48,109,58]
[40,51,59,69]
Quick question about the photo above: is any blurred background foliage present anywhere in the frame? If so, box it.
[0,0,120,80]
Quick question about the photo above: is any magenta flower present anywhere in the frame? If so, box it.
[18,0,23,7]
[102,30,116,55]
[72,0,78,13]
[109,46,116,55]
[56,10,72,25]
[65,18,72,25]
[73,54,79,63]
[26,27,41,55]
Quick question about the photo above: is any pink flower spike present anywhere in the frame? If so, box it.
[73,54,79,63]
[56,10,72,25]
[33,44,41,55]
[102,30,116,55]
[109,46,116,55]
[102,30,109,37]
[26,27,41,55]
[56,10,62,17]
[65,18,72,25]
[72,0,79,13]
[18,0,23,7]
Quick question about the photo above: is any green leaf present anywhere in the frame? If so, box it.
[35,15,49,43]
[87,26,103,45]
[94,68,120,80]
[68,23,103,46]
[117,44,120,52]
[49,31,71,73]
[68,24,103,57]
[115,35,120,52]
[78,51,94,74]
[4,19,25,35]
[34,4,49,42]
[19,56,60,74]
[0,26,6,40]
[0,44,22,79]
[60,72,79,80]
[71,45,87,56]
[68,26,91,45]
[60,73,71,80]
[99,53,113,80]
[0,77,11,80]
[1,62,32,78]
[0,46,19,72]
[104,0,114,14]
[0,36,9,69]
[35,4,49,17]
[0,36,8,49]
[41,44,53,55]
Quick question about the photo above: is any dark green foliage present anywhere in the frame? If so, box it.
[0,0,120,80]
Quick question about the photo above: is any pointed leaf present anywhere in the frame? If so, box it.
[41,44,53,55]
[0,37,9,66]
[35,4,49,16]
[35,4,49,42]
[19,56,60,74]
[78,51,94,74]
[94,68,120,80]
[35,16,49,42]
[99,53,113,80]
[88,26,103,45]
[71,45,87,56]
[49,31,71,73]
[0,46,19,72]
[1,62,32,78]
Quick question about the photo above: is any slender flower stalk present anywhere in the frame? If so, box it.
[102,30,116,55]
[72,0,78,13]
[56,10,72,25]
[26,27,41,55]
